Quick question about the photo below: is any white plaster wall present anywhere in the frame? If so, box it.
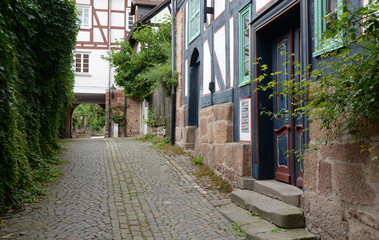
[77,31,91,41]
[112,0,124,10]
[76,0,90,5]
[214,26,226,86]
[96,11,108,26]
[111,29,125,42]
[94,0,108,10]
[203,40,211,95]
[94,28,104,42]
[151,7,170,23]
[74,49,115,94]
[214,0,225,19]
[112,12,125,27]
[229,17,234,88]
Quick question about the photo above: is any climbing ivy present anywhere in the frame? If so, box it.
[0,0,78,213]
[104,17,177,100]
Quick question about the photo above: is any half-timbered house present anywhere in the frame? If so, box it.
[175,0,379,238]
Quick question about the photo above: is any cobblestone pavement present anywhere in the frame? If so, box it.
[0,138,243,240]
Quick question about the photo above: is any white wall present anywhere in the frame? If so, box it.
[74,49,115,94]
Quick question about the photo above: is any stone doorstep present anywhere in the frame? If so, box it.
[231,190,305,229]
[254,180,303,207]
[218,203,318,240]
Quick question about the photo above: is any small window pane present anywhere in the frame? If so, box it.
[244,46,249,61]
[327,0,338,13]
[244,30,249,45]
[244,14,249,30]
[244,62,250,76]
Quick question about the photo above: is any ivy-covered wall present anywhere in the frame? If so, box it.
[0,0,78,212]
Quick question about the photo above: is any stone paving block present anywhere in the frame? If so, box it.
[255,228,318,240]
[0,138,246,240]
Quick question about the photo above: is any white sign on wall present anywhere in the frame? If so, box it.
[114,123,118,138]
[240,98,251,141]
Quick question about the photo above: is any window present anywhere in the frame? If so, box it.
[313,0,343,57]
[126,10,134,31]
[189,0,201,42]
[75,53,89,74]
[77,6,91,29]
[239,4,251,86]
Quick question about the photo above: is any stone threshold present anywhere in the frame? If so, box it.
[218,203,318,240]
[239,178,303,207]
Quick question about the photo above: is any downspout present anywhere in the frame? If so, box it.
[107,0,113,138]
[170,0,176,145]
[124,95,127,137]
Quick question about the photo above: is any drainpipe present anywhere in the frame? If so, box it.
[107,0,113,138]
[170,0,176,145]
[124,95,127,137]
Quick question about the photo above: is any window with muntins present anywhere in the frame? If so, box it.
[239,4,251,86]
[189,0,200,42]
[78,6,91,29]
[313,0,343,57]
[75,53,89,74]
[127,10,134,31]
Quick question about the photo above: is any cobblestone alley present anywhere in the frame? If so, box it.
[0,138,243,240]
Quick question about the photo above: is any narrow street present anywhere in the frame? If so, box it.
[0,138,242,240]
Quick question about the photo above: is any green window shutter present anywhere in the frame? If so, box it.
[189,0,201,43]
[313,0,343,57]
[239,4,251,86]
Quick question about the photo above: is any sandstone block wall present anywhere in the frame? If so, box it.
[303,125,379,239]
[192,103,252,188]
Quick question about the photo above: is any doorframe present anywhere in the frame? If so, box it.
[250,0,308,185]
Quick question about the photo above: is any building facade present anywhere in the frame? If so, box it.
[175,0,378,238]
[72,0,143,137]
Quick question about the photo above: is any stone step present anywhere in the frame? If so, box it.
[254,180,303,207]
[218,203,318,240]
[231,190,305,229]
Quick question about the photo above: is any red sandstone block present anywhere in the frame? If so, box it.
[348,208,379,230]
[199,117,208,136]
[224,144,237,167]
[303,149,318,191]
[318,160,332,194]
[333,163,375,205]
[303,192,348,239]
[235,143,252,177]
[320,142,370,163]
[214,144,226,165]
[214,103,233,121]
[200,107,213,118]
[215,122,233,143]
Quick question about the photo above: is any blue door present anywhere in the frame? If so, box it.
[272,27,304,186]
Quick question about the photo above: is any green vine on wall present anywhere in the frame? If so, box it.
[104,16,177,100]
[0,0,78,213]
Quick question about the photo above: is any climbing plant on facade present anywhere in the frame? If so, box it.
[253,2,379,152]
[105,17,177,100]
[0,0,78,213]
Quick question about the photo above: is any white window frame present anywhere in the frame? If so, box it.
[126,9,134,31]
[75,52,91,76]
[77,5,92,29]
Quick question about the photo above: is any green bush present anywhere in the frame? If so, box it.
[0,0,78,213]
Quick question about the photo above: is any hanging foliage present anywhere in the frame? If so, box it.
[104,17,177,100]
[0,0,78,213]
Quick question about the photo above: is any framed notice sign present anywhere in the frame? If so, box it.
[240,98,251,141]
